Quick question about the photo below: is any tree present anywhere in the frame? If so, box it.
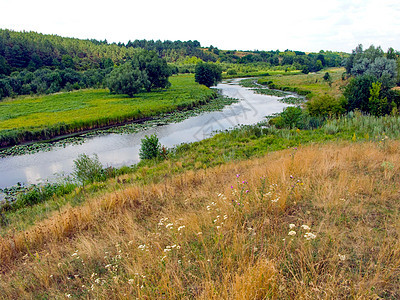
[364,57,397,88]
[106,62,150,97]
[0,55,11,75]
[343,74,376,112]
[387,47,397,60]
[368,81,388,116]
[323,72,331,82]
[194,63,222,87]
[61,55,75,69]
[131,50,171,91]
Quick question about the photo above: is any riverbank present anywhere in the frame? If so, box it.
[0,93,237,158]
[0,75,216,148]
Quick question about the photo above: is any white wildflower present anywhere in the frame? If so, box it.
[338,254,346,261]
[304,232,317,240]
[271,197,279,203]
[288,230,296,236]
[178,225,185,231]
[289,224,296,229]
[301,225,311,230]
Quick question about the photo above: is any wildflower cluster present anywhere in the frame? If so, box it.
[289,174,304,195]
[230,174,250,208]
[156,216,187,262]
[286,223,317,241]
[263,182,280,204]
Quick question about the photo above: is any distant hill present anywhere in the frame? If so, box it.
[0,29,346,76]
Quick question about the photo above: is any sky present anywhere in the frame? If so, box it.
[1,0,399,53]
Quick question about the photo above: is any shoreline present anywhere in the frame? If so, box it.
[0,93,218,150]
[0,91,238,158]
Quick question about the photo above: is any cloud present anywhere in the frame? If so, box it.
[0,0,399,52]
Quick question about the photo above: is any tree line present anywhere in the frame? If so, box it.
[343,44,400,116]
[0,29,346,76]
[0,29,214,75]
[0,50,173,99]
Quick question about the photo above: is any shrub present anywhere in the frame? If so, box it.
[278,106,303,129]
[306,95,347,117]
[139,134,161,160]
[12,182,76,210]
[73,153,103,185]
[270,107,325,130]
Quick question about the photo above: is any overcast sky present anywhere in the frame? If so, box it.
[1,0,399,53]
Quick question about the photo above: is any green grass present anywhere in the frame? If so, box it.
[257,67,346,100]
[0,75,215,147]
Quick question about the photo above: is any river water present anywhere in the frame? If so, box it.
[0,79,290,190]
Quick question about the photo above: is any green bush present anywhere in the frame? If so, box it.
[73,153,103,185]
[12,182,76,210]
[270,107,325,130]
[276,106,303,129]
[139,134,161,160]
[305,95,347,117]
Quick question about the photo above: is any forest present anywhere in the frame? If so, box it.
[0,29,348,100]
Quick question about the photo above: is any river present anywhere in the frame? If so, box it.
[0,79,290,191]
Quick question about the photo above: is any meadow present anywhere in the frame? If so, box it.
[0,75,216,147]
[0,137,399,298]
[257,67,346,100]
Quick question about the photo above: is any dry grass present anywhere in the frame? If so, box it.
[0,140,399,299]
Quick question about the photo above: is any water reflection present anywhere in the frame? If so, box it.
[0,79,289,188]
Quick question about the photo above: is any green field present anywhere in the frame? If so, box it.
[257,67,346,100]
[0,74,216,147]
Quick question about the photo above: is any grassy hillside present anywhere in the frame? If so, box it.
[0,140,399,298]
[0,74,216,147]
